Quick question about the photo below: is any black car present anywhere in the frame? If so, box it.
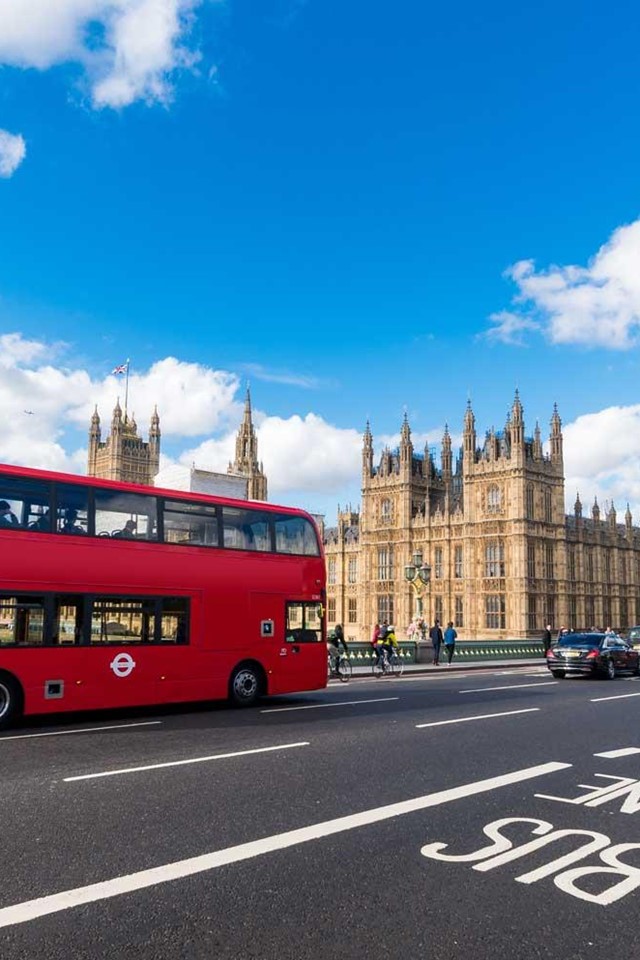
[546,631,640,680]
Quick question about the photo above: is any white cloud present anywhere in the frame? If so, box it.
[564,404,640,523]
[0,129,26,177]
[564,404,640,522]
[489,219,640,349]
[0,332,364,517]
[180,413,362,498]
[0,0,206,109]
[484,310,540,346]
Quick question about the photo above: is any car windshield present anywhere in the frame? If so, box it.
[556,633,605,646]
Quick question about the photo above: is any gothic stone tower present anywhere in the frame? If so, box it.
[228,387,268,501]
[324,392,640,641]
[87,402,161,486]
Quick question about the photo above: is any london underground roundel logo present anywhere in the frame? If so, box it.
[110,653,136,678]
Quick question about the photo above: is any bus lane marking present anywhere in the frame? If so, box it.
[591,692,640,703]
[595,748,640,758]
[416,708,540,729]
[63,741,309,782]
[0,721,162,742]
[460,682,557,694]
[261,697,399,713]
[421,759,640,907]
[0,760,569,930]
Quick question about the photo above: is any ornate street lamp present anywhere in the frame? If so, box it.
[405,551,431,619]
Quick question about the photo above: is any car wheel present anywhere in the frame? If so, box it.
[635,660,640,677]
[605,659,616,680]
[551,670,565,679]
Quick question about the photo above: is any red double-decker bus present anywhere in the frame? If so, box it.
[0,464,327,729]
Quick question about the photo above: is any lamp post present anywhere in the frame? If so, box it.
[404,550,431,622]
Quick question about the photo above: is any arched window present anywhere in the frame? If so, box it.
[487,485,501,513]
[525,485,534,520]
[485,541,505,578]
[381,499,392,522]
[544,489,552,523]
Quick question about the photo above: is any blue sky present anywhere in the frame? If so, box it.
[1,0,640,522]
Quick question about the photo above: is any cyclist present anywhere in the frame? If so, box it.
[380,624,399,667]
[373,620,388,666]
[328,623,349,674]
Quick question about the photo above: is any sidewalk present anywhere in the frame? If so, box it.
[347,658,546,677]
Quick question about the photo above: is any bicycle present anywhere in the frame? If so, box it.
[327,652,352,682]
[371,647,404,678]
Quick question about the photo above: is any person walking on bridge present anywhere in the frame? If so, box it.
[443,621,457,665]
[430,619,443,666]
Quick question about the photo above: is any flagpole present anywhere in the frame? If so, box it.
[124,359,131,421]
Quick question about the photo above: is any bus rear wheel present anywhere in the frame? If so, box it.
[0,673,22,730]
[229,664,263,708]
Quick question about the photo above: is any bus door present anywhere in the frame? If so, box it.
[280,600,326,692]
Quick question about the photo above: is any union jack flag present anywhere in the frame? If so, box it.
[111,363,128,375]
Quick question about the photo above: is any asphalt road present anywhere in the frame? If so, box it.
[2,664,640,960]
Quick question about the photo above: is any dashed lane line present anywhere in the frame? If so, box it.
[590,692,640,704]
[594,747,640,758]
[0,721,162,742]
[0,760,571,930]
[261,697,399,713]
[416,708,540,729]
[63,741,309,782]
[459,682,558,694]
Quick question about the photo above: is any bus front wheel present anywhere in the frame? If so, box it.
[0,673,23,730]
[229,664,264,708]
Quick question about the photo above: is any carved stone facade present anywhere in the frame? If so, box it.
[324,393,640,641]
[228,388,268,501]
[87,402,160,486]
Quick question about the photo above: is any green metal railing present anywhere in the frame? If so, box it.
[342,640,544,665]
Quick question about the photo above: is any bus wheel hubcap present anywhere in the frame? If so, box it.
[234,671,257,699]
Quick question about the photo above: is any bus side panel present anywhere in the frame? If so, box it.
[0,648,89,716]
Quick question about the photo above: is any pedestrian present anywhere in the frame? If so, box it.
[556,625,568,642]
[542,623,552,657]
[443,621,457,665]
[429,619,443,666]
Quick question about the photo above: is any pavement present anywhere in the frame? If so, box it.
[345,657,545,677]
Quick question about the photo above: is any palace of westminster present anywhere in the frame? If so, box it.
[87,390,640,641]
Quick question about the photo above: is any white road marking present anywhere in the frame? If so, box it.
[0,760,571,929]
[0,721,161,742]
[594,748,640,758]
[416,708,540,729]
[261,697,398,713]
[460,682,557,694]
[64,741,309,782]
[591,692,640,704]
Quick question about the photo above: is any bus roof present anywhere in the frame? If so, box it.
[0,461,315,522]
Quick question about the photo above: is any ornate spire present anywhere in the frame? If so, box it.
[464,399,475,432]
[574,491,582,518]
[592,496,600,522]
[400,411,411,444]
[229,386,267,500]
[626,503,633,526]
[550,402,563,463]
[533,420,543,459]
[400,411,413,467]
[511,389,524,448]
[442,423,452,479]
[512,388,523,421]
